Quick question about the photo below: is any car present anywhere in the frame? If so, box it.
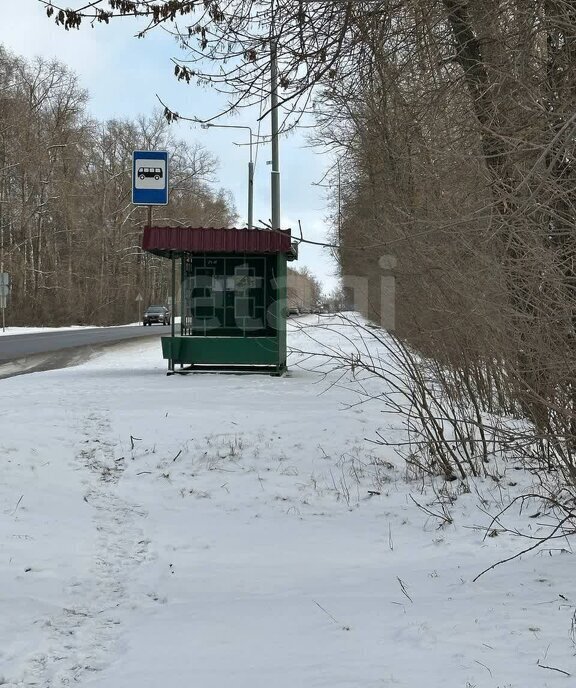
[143,305,171,326]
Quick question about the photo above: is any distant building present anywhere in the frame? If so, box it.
[287,268,317,313]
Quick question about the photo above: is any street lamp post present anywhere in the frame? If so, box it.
[270,36,280,232]
[201,123,254,229]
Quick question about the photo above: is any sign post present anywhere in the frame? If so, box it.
[135,293,143,324]
[0,273,10,333]
[132,151,168,328]
[0,293,6,333]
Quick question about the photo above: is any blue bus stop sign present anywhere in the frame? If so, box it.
[132,150,169,205]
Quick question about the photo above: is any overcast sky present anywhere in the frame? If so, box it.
[0,0,338,291]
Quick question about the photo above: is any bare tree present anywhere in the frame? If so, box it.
[0,46,235,325]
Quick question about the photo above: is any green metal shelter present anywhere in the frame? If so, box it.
[142,226,297,375]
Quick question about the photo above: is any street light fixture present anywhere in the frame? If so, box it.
[200,123,254,229]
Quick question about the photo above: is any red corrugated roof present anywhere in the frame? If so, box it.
[142,226,293,256]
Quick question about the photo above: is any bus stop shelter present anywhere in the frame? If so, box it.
[142,226,297,375]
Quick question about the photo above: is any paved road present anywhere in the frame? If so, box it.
[0,325,171,378]
[0,325,171,363]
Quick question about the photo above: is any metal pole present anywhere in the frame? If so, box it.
[143,206,153,327]
[248,129,254,228]
[248,160,254,229]
[201,123,254,228]
[170,252,176,372]
[270,36,281,231]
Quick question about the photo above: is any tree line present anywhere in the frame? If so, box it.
[317,1,576,482]
[0,45,236,326]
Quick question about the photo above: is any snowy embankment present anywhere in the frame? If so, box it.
[0,325,99,337]
[0,324,142,337]
[0,316,574,687]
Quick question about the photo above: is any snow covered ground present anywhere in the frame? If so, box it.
[1,316,574,687]
[0,324,143,337]
[0,326,101,337]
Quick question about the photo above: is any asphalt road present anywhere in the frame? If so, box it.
[0,324,171,378]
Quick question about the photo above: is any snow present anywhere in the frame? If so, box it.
[0,317,179,336]
[0,316,574,687]
[0,325,140,337]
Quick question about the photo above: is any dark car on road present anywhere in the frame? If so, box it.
[143,305,171,326]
